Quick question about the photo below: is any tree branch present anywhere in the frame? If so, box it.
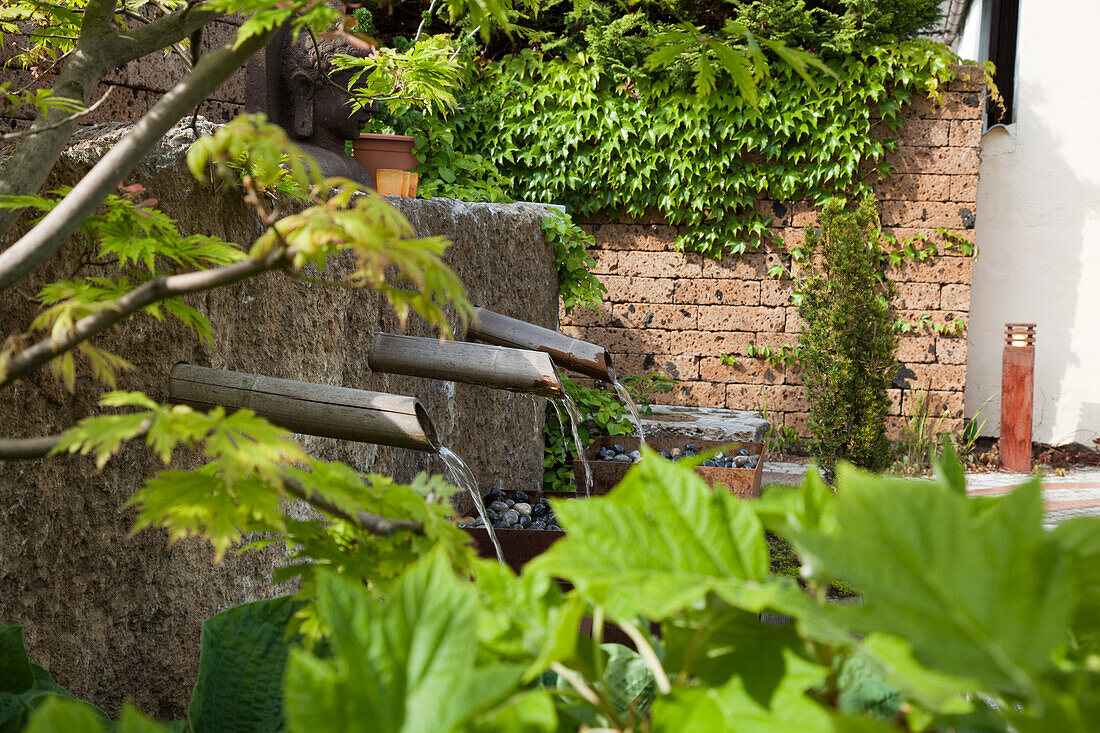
[283,476,424,536]
[1,248,289,389]
[0,5,222,239]
[0,25,275,294]
[0,434,62,460]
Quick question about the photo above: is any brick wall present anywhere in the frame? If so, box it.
[0,16,245,139]
[561,67,983,439]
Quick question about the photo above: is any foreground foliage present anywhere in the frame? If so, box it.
[8,447,1100,731]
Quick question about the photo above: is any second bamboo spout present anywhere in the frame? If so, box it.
[367,333,564,399]
[465,307,614,381]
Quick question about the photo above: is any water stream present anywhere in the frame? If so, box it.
[607,367,646,449]
[560,392,593,496]
[439,446,505,564]
[547,397,568,467]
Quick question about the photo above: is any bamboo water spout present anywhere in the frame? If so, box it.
[366,333,563,399]
[169,364,440,452]
[465,307,613,381]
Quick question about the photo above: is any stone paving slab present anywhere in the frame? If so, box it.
[760,460,1100,526]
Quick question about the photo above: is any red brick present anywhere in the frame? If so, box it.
[884,146,980,176]
[888,388,903,415]
[597,223,678,251]
[701,252,769,279]
[890,256,973,284]
[663,381,727,407]
[612,303,698,330]
[897,336,937,364]
[784,411,812,438]
[697,305,784,332]
[609,353,700,381]
[726,384,808,413]
[761,278,795,307]
[880,201,976,229]
[669,330,754,356]
[560,303,612,328]
[940,283,970,311]
[906,389,965,418]
[876,174,951,202]
[949,175,978,203]
[588,249,619,274]
[949,118,982,147]
[894,282,941,310]
[947,64,985,92]
[616,251,704,278]
[907,90,983,120]
[599,275,676,304]
[674,278,760,306]
[896,119,950,147]
[752,332,798,349]
[899,364,967,391]
[936,337,968,365]
[581,326,673,354]
[699,356,785,385]
[784,307,805,334]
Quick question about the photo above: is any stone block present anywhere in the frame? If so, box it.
[615,250,704,278]
[599,275,676,304]
[889,256,973,284]
[936,337,968,365]
[894,282,941,310]
[949,118,982,147]
[940,283,971,311]
[880,201,976,229]
[697,305,785,333]
[876,174,951,202]
[597,223,677,251]
[701,251,769,279]
[897,119,951,147]
[897,336,937,364]
[884,146,980,176]
[662,381,727,407]
[669,330,754,356]
[609,353,700,381]
[699,356,785,385]
[949,175,978,203]
[674,278,760,306]
[897,363,968,391]
[760,278,795,307]
[613,303,698,330]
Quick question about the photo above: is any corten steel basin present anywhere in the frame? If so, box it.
[460,490,565,573]
[574,436,765,498]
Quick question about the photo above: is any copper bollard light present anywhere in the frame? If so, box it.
[1000,323,1036,472]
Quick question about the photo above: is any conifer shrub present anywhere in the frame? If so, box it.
[797,195,899,476]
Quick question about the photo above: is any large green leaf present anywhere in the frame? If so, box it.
[0,626,33,694]
[283,551,523,733]
[528,451,789,621]
[1051,516,1100,642]
[188,595,303,733]
[22,695,105,733]
[794,466,1073,699]
[0,659,108,731]
[649,645,832,732]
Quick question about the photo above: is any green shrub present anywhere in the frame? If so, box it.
[797,195,898,475]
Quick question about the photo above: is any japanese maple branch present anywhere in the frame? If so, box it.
[283,476,424,536]
[0,418,152,460]
[0,26,274,294]
[0,2,222,238]
[0,247,290,390]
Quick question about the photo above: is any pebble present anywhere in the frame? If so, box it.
[671,448,682,457]
[490,501,508,513]
[514,502,532,516]
[738,448,749,456]
[615,454,632,463]
[735,455,749,468]
[505,499,515,508]
[612,444,625,454]
[503,509,520,524]
[514,490,529,503]
[532,501,549,517]
[519,515,532,529]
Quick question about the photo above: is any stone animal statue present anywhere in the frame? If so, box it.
[248,27,375,186]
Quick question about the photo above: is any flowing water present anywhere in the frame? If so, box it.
[547,397,568,467]
[607,367,647,449]
[439,446,505,564]
[560,392,593,496]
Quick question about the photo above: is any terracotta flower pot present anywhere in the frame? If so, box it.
[352,133,418,195]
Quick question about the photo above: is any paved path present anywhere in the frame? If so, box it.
[762,461,1100,526]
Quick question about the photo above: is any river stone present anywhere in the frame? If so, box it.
[0,118,557,718]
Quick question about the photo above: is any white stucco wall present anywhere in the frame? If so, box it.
[965,0,1100,444]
